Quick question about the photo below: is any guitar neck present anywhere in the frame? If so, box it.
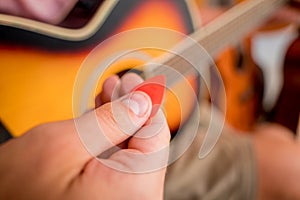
[147,0,287,86]
[195,0,287,57]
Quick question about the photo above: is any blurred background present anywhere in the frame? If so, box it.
[195,0,300,135]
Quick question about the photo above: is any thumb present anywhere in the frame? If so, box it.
[103,109,171,173]
[76,91,152,157]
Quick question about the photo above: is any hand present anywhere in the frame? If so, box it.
[0,0,78,24]
[0,73,170,200]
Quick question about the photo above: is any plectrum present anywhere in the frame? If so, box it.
[131,75,166,117]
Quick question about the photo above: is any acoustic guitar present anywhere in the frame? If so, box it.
[0,0,286,138]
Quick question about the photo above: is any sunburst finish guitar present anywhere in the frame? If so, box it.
[0,0,199,136]
[0,0,286,137]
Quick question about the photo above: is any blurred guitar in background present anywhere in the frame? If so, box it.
[195,0,264,132]
[197,0,300,133]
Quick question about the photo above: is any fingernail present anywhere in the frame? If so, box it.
[122,92,151,117]
[123,92,151,117]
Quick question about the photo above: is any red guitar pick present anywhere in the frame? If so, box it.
[131,75,166,117]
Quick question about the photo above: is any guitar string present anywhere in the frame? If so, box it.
[148,0,285,87]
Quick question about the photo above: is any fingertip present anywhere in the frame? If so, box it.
[120,73,144,95]
[99,75,120,104]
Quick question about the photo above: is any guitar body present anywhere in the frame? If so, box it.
[214,38,263,131]
[0,0,198,136]
[0,0,285,137]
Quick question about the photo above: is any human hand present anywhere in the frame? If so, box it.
[0,73,170,200]
[0,0,78,24]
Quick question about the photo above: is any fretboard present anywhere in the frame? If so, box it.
[147,0,287,86]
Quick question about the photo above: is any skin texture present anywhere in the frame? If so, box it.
[0,0,78,24]
[253,124,300,200]
[0,73,170,200]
